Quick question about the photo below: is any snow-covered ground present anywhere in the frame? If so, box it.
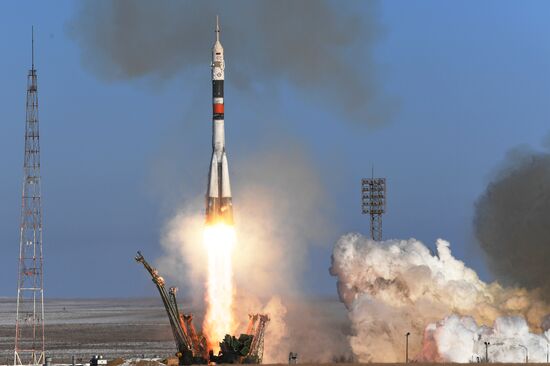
[0,298,172,325]
[0,298,187,364]
[0,297,351,364]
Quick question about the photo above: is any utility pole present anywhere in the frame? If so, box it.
[361,169,386,241]
[14,27,45,366]
[405,332,410,363]
[517,344,528,363]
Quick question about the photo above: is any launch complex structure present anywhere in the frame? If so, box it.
[135,252,268,365]
[14,28,45,366]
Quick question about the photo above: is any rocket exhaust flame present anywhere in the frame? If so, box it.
[203,223,236,353]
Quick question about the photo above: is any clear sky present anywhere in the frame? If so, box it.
[0,1,549,298]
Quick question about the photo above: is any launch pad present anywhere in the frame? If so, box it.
[135,252,269,365]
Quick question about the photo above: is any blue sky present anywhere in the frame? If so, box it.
[0,1,549,298]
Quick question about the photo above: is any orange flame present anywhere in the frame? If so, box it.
[202,223,236,353]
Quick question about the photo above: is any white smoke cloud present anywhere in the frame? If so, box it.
[158,145,330,296]
[156,146,350,363]
[330,233,550,362]
[423,315,550,363]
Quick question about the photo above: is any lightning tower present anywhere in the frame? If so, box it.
[361,173,386,241]
[14,28,45,366]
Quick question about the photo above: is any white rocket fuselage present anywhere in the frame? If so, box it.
[206,19,233,225]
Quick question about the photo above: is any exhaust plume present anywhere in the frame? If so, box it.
[158,146,350,363]
[67,0,391,126]
[330,233,550,362]
[474,147,550,295]
[202,224,237,351]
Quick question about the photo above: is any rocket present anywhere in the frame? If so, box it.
[206,17,233,225]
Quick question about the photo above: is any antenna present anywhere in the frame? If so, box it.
[215,15,220,41]
[31,26,34,70]
[14,26,45,365]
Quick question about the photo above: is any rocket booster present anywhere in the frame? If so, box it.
[206,17,233,225]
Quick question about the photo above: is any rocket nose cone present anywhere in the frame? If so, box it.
[213,41,223,53]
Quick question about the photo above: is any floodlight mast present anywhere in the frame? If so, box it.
[361,175,386,241]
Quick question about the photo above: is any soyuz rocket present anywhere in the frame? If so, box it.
[206,17,233,225]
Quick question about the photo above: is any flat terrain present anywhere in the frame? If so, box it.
[0,298,175,363]
[0,294,530,366]
[0,297,351,364]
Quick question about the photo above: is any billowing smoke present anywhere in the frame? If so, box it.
[422,315,550,363]
[330,233,550,362]
[67,0,391,126]
[158,144,330,297]
[158,146,351,363]
[474,147,550,294]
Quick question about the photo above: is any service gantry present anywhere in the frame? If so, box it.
[135,251,269,365]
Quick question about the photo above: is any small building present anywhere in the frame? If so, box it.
[90,355,107,366]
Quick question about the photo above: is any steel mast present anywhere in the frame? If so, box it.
[361,169,386,241]
[14,27,45,366]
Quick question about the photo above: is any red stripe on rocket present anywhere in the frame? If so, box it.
[205,17,233,225]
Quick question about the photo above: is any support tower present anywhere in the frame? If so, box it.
[14,29,45,366]
[361,176,386,241]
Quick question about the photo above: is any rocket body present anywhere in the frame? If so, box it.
[206,19,233,225]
